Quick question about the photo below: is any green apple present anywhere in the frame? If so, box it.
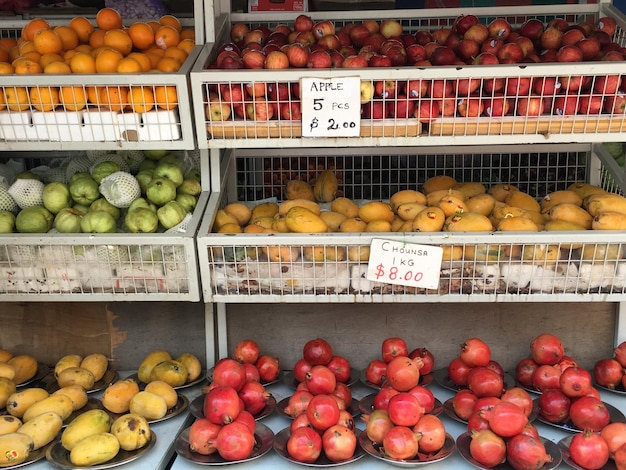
[125,207,159,233]
[90,198,121,220]
[138,159,157,172]
[54,207,84,233]
[80,210,117,233]
[146,177,177,206]
[0,210,15,233]
[69,176,100,206]
[143,149,170,161]
[177,178,202,197]
[153,161,184,187]
[91,161,120,184]
[15,206,53,233]
[175,193,197,213]
[42,181,72,214]
[157,200,187,229]
[135,170,154,194]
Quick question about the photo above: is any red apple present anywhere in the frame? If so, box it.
[317,34,341,51]
[590,30,612,48]
[456,39,480,61]
[414,30,433,46]
[400,33,417,47]
[374,79,397,99]
[594,74,622,94]
[362,33,385,53]
[349,24,371,48]
[262,43,282,55]
[497,42,524,63]
[242,49,266,69]
[206,96,232,121]
[428,79,454,98]
[406,43,427,63]
[519,19,545,41]
[286,43,310,68]
[435,97,456,116]
[430,46,457,65]
[556,44,584,62]
[560,74,586,92]
[484,93,511,116]
[481,38,503,55]
[220,83,246,104]
[230,23,250,44]
[431,27,452,45]
[329,50,344,68]
[405,79,428,98]
[380,19,403,39]
[463,24,489,45]
[312,20,335,39]
[514,36,535,57]
[307,49,332,68]
[562,28,586,46]
[456,78,482,96]
[245,98,273,120]
[454,14,479,35]
[387,46,408,66]
[483,77,505,93]
[604,93,626,113]
[541,27,564,50]
[516,95,545,116]
[245,82,267,98]
[488,18,512,40]
[601,50,624,61]
[217,52,243,69]
[342,55,369,68]
[540,48,558,63]
[473,51,499,65]
[358,46,375,62]
[457,96,484,117]
[273,24,292,36]
[505,77,531,96]
[362,100,387,119]
[553,93,579,115]
[368,54,393,67]
[532,76,561,96]
[415,99,441,122]
[279,101,302,120]
[380,38,404,55]
[294,31,316,48]
[597,16,617,36]
[291,82,301,99]
[387,94,416,118]
[336,30,351,47]
[363,19,380,35]
[267,31,288,46]
[264,50,289,69]
[267,82,290,102]
[578,93,604,114]
[548,18,570,32]
[294,14,314,32]
[577,37,601,60]
[339,45,357,58]
[244,29,267,47]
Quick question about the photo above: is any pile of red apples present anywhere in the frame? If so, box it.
[206,14,626,123]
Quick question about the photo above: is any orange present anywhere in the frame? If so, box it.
[126,52,151,72]
[69,52,96,73]
[128,86,154,113]
[29,86,59,112]
[59,85,88,111]
[155,56,180,72]
[0,47,8,63]
[103,28,133,56]
[88,29,106,50]
[154,25,180,50]
[163,46,187,64]
[44,61,71,74]
[74,44,93,55]
[86,86,103,105]
[116,56,142,73]
[146,50,163,69]
[0,90,5,110]
[18,40,36,55]
[21,51,42,63]
[0,62,14,74]
[54,26,79,51]
[0,38,18,52]
[128,22,154,50]
[95,47,122,73]
[12,57,42,74]
[147,21,162,34]
[99,86,128,111]
[21,18,50,42]
[69,16,95,44]
[96,7,123,31]
[158,15,182,33]
[179,28,195,42]
[8,46,20,62]
[4,86,30,111]
[154,85,178,110]
[39,52,64,68]
[177,38,195,55]
[33,28,63,55]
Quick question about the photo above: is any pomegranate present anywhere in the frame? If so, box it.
[362,409,394,444]
[408,347,435,375]
[530,333,564,365]
[412,414,446,453]
[382,425,419,460]
[538,388,571,424]
[336,409,354,430]
[615,341,626,367]
[407,384,435,413]
[481,401,528,437]
[500,386,534,417]
[233,410,256,434]
[365,359,387,386]
[255,355,280,383]
[283,389,314,418]
[233,339,260,364]
[569,429,610,470]
[473,396,501,413]
[385,356,421,391]
[569,396,611,431]
[303,338,333,365]
[468,429,506,468]
[238,380,270,415]
[616,442,626,470]
[293,358,312,383]
[532,364,562,392]
[559,366,593,398]
[287,426,323,463]
[600,422,626,457]
[212,358,247,391]
[306,394,341,431]
[204,386,242,425]
[467,410,491,433]
[594,358,624,389]
[188,418,221,455]
[558,355,579,372]
[515,357,539,387]
[460,337,491,367]
[332,382,352,406]
[382,337,409,363]
[215,421,256,461]
[326,355,351,383]
[290,413,311,432]
[305,365,337,395]
[452,389,479,421]
[373,385,400,410]
[519,422,541,439]
[242,363,260,382]
[467,366,504,398]
[387,392,425,427]
[506,434,553,470]
[448,356,472,387]
[322,424,357,462]
[485,360,504,378]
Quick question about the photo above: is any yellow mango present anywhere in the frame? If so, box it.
[144,381,178,409]
[56,366,95,390]
[365,220,392,232]
[271,214,289,233]
[348,246,370,262]
[313,170,338,202]
[319,211,347,232]
[285,180,315,201]
[396,202,428,221]
[175,353,202,383]
[389,189,427,212]
[423,175,457,194]
[442,245,464,261]
[444,212,493,232]
[0,416,21,435]
[541,190,583,211]
[426,189,466,207]
[61,409,112,451]
[0,363,15,381]
[505,191,541,213]
[466,193,497,216]
[437,196,468,217]
[69,432,120,466]
[0,351,12,363]
[278,198,320,215]
[0,378,16,410]
[213,209,239,230]
[358,201,394,223]
[137,350,172,384]
[285,206,328,233]
[248,216,274,229]
[54,354,83,379]
[111,413,151,451]
[580,244,623,262]
[339,217,367,233]
[223,202,252,226]
[592,211,626,230]
[53,385,89,411]
[0,433,33,467]
[391,216,405,232]
[543,203,593,229]
[250,201,279,220]
[411,207,446,232]
[80,353,109,382]
[491,205,529,222]
[488,183,519,202]
[453,181,486,198]
[149,360,187,387]
[464,244,503,262]
[17,411,63,450]
[102,379,140,414]
[324,246,346,261]
[330,197,359,219]
[497,216,539,232]
[302,246,326,262]
[584,193,626,216]
[544,220,588,232]
[568,182,606,199]
[7,355,38,385]
[129,391,168,420]
[6,388,48,418]
[522,244,561,264]
[262,245,300,263]
[22,394,73,422]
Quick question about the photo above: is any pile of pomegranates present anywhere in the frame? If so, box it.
[231,338,281,384]
[447,337,507,397]
[593,340,626,391]
[292,337,353,386]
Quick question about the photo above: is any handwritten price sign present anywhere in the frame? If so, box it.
[300,76,361,138]
[366,239,443,289]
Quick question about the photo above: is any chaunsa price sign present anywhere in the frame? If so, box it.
[366,239,443,290]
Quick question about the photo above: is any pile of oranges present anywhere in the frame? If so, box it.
[0,8,195,113]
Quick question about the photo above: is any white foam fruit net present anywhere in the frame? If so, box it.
[0,186,18,212]
[8,179,45,209]
[117,150,145,174]
[99,172,141,209]
[89,154,130,174]
[65,155,94,181]
[166,213,192,234]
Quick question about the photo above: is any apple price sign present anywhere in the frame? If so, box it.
[366,239,443,290]
[300,76,361,138]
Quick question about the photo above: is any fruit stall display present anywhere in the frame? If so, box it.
[191,4,626,148]
[0,148,208,301]
[0,9,201,151]
[196,142,626,303]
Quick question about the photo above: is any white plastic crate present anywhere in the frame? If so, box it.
[192,3,626,149]
[197,143,626,303]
